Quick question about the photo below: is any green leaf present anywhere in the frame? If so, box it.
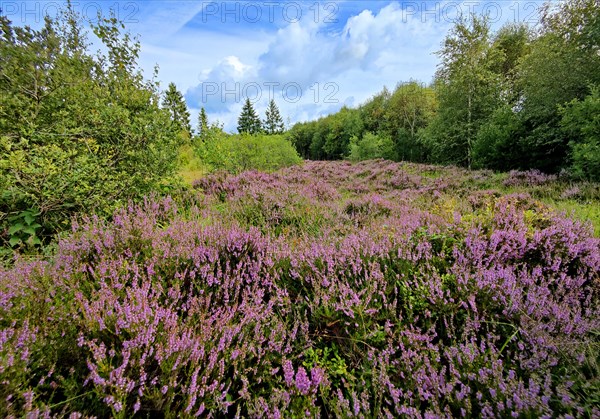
[9,236,22,247]
[8,224,24,235]
[26,235,42,246]
[22,226,37,235]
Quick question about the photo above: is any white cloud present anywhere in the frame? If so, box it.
[182,2,453,131]
[145,0,545,132]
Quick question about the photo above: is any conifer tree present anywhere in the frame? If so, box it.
[237,98,262,134]
[163,82,191,136]
[263,99,285,134]
[197,107,209,137]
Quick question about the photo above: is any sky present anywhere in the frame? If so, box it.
[2,0,546,132]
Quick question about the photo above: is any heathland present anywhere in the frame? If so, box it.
[1,1,599,417]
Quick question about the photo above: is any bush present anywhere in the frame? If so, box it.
[195,133,301,174]
[0,7,180,251]
[472,105,523,170]
[348,132,396,161]
[561,86,600,181]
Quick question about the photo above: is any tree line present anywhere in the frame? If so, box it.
[287,0,600,180]
[163,84,286,138]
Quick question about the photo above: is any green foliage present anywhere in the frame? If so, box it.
[263,99,285,135]
[561,86,600,181]
[0,4,179,250]
[302,346,349,387]
[5,209,42,248]
[162,82,191,139]
[491,23,532,103]
[385,82,436,162]
[426,15,504,167]
[516,0,600,172]
[176,144,208,185]
[237,98,263,134]
[472,105,524,170]
[196,133,301,174]
[348,132,395,162]
[287,106,364,160]
[197,107,209,138]
[289,83,435,163]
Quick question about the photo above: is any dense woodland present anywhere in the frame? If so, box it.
[288,1,600,179]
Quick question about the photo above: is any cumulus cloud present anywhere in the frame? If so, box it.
[186,55,257,113]
[256,3,447,88]
[183,2,450,131]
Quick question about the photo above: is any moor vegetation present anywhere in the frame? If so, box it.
[2,160,600,417]
[1,0,599,418]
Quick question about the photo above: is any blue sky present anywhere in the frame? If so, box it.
[3,1,546,132]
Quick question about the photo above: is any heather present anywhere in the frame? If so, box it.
[1,160,599,417]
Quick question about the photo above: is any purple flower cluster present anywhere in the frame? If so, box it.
[1,160,599,417]
[503,170,558,187]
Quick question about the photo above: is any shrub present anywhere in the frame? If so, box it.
[1,161,599,417]
[348,132,396,161]
[0,7,180,251]
[195,133,301,174]
[561,86,600,181]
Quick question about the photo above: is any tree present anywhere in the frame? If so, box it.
[491,23,532,104]
[163,82,191,137]
[360,87,391,133]
[287,120,316,159]
[348,132,395,162]
[237,98,262,134]
[469,23,532,170]
[0,3,179,246]
[472,105,524,170]
[384,81,437,162]
[263,99,285,134]
[197,107,209,137]
[322,106,364,159]
[515,0,600,172]
[560,86,600,180]
[426,15,503,167]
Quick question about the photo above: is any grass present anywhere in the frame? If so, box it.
[544,199,600,236]
[177,144,208,186]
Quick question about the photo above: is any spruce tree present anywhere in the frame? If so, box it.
[237,98,262,134]
[197,107,209,137]
[163,82,191,136]
[263,99,285,134]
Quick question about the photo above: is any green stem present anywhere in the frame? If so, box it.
[48,390,95,409]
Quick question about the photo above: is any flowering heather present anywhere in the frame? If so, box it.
[1,160,599,417]
[503,169,558,187]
